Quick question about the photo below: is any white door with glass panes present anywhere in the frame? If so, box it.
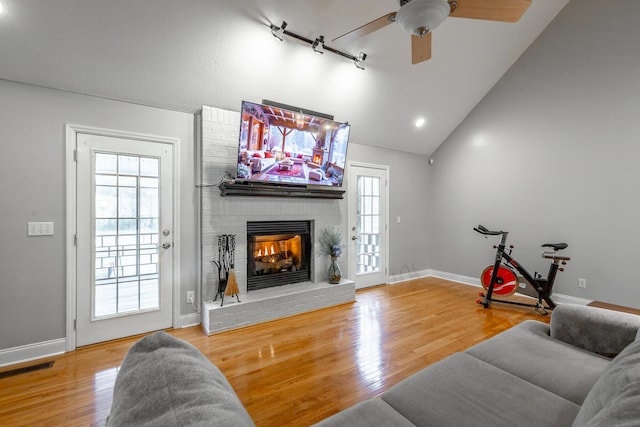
[75,132,174,347]
[348,163,389,289]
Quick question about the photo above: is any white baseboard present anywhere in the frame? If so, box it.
[551,293,592,306]
[0,313,200,368]
[389,269,482,287]
[388,269,432,284]
[178,312,201,328]
[426,270,482,287]
[0,338,67,368]
[390,269,591,306]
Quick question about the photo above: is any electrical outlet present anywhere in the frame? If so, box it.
[578,278,587,289]
[186,291,195,304]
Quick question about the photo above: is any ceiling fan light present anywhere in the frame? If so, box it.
[396,0,450,37]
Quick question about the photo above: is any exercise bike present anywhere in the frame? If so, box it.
[473,225,570,314]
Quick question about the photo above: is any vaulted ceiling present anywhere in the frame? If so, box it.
[0,0,568,155]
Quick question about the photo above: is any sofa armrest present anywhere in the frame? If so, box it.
[550,303,640,355]
[107,332,254,427]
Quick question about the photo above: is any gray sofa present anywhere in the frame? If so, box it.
[107,304,640,426]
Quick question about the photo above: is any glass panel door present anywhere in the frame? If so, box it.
[348,164,388,289]
[93,153,160,318]
[76,132,174,347]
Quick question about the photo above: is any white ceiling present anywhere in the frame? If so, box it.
[0,0,568,155]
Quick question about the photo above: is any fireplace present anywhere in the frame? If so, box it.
[247,221,312,291]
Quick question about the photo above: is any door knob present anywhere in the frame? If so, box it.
[351,236,357,241]
[162,243,171,249]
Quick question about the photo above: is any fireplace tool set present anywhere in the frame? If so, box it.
[212,234,241,307]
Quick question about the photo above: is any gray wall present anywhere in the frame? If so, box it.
[0,80,197,350]
[428,0,640,308]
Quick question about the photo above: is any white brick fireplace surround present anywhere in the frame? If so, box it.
[199,105,355,334]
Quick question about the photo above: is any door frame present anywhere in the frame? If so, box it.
[65,124,181,351]
[347,161,390,288]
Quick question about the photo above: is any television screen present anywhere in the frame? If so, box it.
[236,101,350,187]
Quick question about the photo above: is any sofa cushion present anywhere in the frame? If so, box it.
[107,331,254,427]
[466,320,610,405]
[381,352,580,427]
[572,338,640,426]
[312,399,415,427]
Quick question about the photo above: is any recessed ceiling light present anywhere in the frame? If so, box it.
[415,118,426,128]
[472,134,487,147]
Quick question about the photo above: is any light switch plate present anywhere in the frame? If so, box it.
[28,222,54,236]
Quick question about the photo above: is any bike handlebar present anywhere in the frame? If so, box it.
[473,225,506,236]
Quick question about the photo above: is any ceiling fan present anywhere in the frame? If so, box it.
[332,0,532,64]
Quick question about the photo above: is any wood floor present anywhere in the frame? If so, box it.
[0,277,552,426]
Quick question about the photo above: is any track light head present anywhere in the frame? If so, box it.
[312,35,325,54]
[354,52,367,70]
[271,21,287,42]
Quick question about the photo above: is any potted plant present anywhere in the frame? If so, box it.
[318,227,344,284]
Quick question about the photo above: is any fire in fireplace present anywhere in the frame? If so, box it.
[312,147,325,165]
[247,221,312,291]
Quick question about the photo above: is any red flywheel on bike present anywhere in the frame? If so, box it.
[480,265,519,296]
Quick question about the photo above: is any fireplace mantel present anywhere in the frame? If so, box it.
[219,181,344,199]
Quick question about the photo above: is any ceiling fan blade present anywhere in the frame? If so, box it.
[411,33,432,64]
[450,0,532,23]
[332,12,396,43]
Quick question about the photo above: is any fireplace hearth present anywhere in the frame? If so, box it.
[247,220,312,291]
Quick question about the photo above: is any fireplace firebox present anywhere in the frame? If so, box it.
[247,221,312,291]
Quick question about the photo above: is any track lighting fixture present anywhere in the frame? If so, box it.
[312,36,325,54]
[269,21,367,70]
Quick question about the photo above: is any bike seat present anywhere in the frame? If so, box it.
[541,243,568,251]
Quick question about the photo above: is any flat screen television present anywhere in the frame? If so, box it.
[235,100,350,187]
